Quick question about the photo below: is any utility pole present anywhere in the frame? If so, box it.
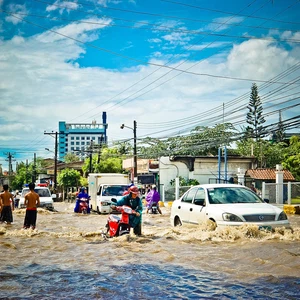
[133,120,137,179]
[5,152,15,186]
[26,159,29,183]
[89,140,93,175]
[44,131,58,190]
[120,120,137,182]
[32,153,37,183]
[54,131,58,190]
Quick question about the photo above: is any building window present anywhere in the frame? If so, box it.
[76,142,80,145]
[87,137,90,140]
[81,137,85,140]
[86,142,90,145]
[71,147,74,150]
[81,142,85,145]
[71,137,74,140]
[71,142,74,145]
[76,147,79,150]
[76,137,80,140]
[92,137,95,140]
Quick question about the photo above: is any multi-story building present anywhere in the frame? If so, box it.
[58,112,108,161]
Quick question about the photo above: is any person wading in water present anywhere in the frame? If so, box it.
[23,183,40,230]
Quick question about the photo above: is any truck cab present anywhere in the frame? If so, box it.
[93,184,129,214]
[88,173,130,214]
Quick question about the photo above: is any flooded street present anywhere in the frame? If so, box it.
[1,202,300,299]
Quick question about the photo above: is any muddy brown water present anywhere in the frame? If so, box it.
[1,202,299,299]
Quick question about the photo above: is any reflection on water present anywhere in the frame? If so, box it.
[0,203,300,299]
[1,263,299,299]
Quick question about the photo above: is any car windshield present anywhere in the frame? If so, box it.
[101,185,128,196]
[22,188,51,197]
[207,187,264,204]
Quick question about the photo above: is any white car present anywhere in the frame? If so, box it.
[19,187,55,209]
[170,184,290,230]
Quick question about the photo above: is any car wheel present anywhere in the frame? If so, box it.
[174,216,182,227]
[207,219,217,230]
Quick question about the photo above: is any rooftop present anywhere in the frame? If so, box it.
[246,168,295,181]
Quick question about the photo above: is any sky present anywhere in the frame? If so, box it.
[0,0,300,172]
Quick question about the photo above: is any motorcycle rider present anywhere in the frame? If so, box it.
[146,185,162,214]
[74,187,90,213]
[111,185,143,236]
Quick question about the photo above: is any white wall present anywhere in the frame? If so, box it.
[159,156,255,190]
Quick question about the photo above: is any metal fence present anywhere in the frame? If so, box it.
[262,182,300,204]
[161,181,300,204]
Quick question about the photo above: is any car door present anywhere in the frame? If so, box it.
[189,188,207,224]
[178,188,198,224]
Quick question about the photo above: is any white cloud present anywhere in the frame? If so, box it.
[5,3,27,24]
[185,41,230,51]
[227,39,297,79]
[46,1,79,13]
[148,38,161,44]
[36,17,112,43]
[200,16,245,32]
[1,23,299,169]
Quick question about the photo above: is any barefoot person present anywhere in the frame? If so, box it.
[23,183,40,229]
[0,184,14,224]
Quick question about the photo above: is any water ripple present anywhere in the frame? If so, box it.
[0,263,299,299]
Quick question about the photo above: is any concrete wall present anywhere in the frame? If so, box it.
[159,156,255,191]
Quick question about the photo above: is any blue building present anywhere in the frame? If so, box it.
[58,112,108,161]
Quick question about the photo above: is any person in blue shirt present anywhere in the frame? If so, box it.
[74,187,90,213]
[111,185,143,236]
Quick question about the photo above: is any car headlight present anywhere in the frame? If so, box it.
[223,213,243,222]
[278,211,288,220]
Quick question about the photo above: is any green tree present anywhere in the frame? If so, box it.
[170,176,199,186]
[245,83,266,140]
[274,111,285,143]
[10,162,27,190]
[282,136,300,181]
[235,138,286,168]
[138,123,237,158]
[64,153,80,163]
[82,147,124,174]
[57,168,81,188]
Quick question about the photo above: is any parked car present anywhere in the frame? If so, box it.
[19,187,55,209]
[170,184,290,230]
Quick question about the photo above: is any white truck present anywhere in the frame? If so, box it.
[88,173,130,214]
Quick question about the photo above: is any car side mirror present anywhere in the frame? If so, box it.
[111,198,117,203]
[52,194,57,199]
[264,198,269,203]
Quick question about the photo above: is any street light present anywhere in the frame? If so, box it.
[45,147,57,190]
[120,120,137,181]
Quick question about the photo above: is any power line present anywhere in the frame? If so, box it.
[161,0,300,26]
[3,10,299,86]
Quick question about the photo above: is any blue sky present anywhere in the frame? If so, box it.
[0,0,300,171]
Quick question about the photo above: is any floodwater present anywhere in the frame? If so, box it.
[1,202,300,299]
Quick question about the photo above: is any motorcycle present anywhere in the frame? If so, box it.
[74,197,90,214]
[146,199,159,214]
[148,201,159,214]
[105,200,136,237]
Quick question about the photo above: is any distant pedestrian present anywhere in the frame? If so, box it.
[146,185,162,214]
[14,191,21,208]
[0,184,15,225]
[250,184,257,193]
[23,183,40,230]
